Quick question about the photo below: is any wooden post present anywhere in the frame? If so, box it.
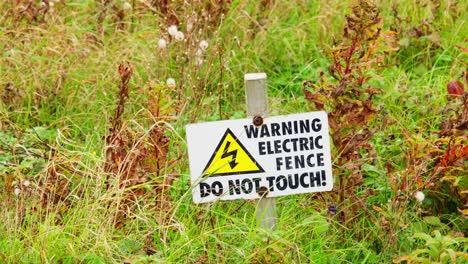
[244,73,277,230]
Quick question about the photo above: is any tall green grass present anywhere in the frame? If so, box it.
[1,0,467,263]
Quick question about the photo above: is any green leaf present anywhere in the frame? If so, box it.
[301,214,329,235]
[423,216,442,226]
[413,232,434,242]
[443,248,456,263]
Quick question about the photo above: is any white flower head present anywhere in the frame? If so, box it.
[187,23,193,32]
[166,78,176,88]
[196,49,203,56]
[123,2,132,10]
[158,38,167,49]
[49,1,55,7]
[174,31,184,41]
[199,40,208,51]
[23,180,30,187]
[168,25,178,36]
[14,188,21,196]
[196,56,204,66]
[414,191,425,203]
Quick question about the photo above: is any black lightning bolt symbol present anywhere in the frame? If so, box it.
[221,141,238,169]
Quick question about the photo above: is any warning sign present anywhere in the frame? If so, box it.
[186,111,333,203]
[203,128,264,176]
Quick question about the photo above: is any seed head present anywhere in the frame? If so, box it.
[168,25,178,36]
[14,188,21,196]
[196,57,204,66]
[175,31,184,41]
[414,191,425,203]
[123,2,132,10]
[187,23,193,32]
[199,40,208,51]
[166,78,176,88]
[158,38,167,49]
[23,180,30,187]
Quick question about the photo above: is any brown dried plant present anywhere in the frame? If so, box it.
[389,0,462,66]
[303,0,391,225]
[384,68,467,220]
[104,63,180,227]
[104,63,132,185]
[39,152,72,216]
[1,83,23,110]
[4,0,50,24]
[150,0,232,28]
[96,0,127,33]
[150,0,180,26]
[0,126,87,226]
[9,0,50,24]
[428,83,467,216]
[389,93,467,218]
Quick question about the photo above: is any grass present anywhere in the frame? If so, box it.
[1,0,467,263]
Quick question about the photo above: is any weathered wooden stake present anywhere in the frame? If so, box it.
[244,73,277,230]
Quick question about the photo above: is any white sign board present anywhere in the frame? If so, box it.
[186,111,333,203]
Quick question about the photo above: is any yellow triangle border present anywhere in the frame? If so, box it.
[202,128,265,176]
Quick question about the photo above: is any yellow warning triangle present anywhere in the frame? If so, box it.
[203,128,264,176]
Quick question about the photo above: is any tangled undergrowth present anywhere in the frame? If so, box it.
[0,0,467,263]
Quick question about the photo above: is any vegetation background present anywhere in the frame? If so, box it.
[0,0,467,263]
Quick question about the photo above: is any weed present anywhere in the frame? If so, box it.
[104,63,180,227]
[427,80,467,216]
[389,0,461,69]
[303,0,390,227]
[390,73,467,217]
[1,0,467,262]
[394,230,468,263]
[9,0,50,24]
